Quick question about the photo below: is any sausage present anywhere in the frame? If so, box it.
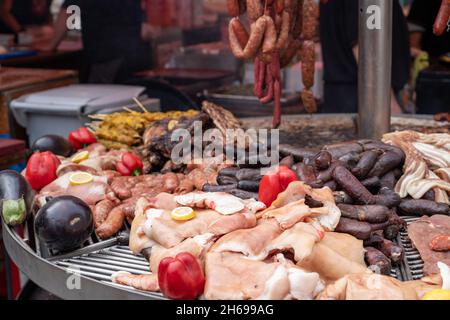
[275,0,285,14]
[203,184,238,193]
[163,172,179,193]
[219,167,240,178]
[368,151,404,178]
[338,152,361,169]
[296,163,316,182]
[291,0,304,38]
[433,0,450,36]
[254,57,266,98]
[229,17,266,60]
[422,189,436,201]
[378,239,404,265]
[262,16,277,54]
[236,168,263,181]
[374,188,401,208]
[279,144,318,161]
[430,235,450,252]
[337,204,390,224]
[260,66,275,104]
[276,11,291,51]
[384,224,400,241]
[93,199,117,228]
[301,89,317,114]
[96,204,127,239]
[238,180,260,192]
[317,160,347,183]
[232,17,250,48]
[365,247,392,276]
[280,38,302,67]
[361,176,381,192]
[227,0,240,17]
[398,199,450,216]
[332,166,376,205]
[323,180,337,191]
[335,217,372,240]
[229,189,259,200]
[246,0,264,21]
[314,151,332,171]
[363,232,385,248]
[301,40,315,89]
[362,141,405,162]
[217,175,238,186]
[302,0,319,40]
[324,142,363,160]
[379,171,398,190]
[370,221,391,232]
[273,79,282,128]
[352,151,380,179]
[334,191,354,205]
[305,194,324,208]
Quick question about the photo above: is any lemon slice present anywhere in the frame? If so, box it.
[422,289,450,300]
[72,151,90,164]
[171,207,196,221]
[168,120,179,131]
[70,172,94,186]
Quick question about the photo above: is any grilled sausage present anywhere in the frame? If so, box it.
[365,247,392,276]
[94,199,117,228]
[337,204,390,224]
[96,204,127,239]
[332,166,376,205]
[378,239,404,265]
[352,150,380,179]
[368,151,404,178]
[324,142,363,160]
[335,217,372,240]
[430,235,450,252]
[398,199,450,216]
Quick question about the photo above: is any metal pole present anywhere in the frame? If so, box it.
[358,0,393,139]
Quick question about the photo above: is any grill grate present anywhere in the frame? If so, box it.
[52,245,164,298]
[46,216,425,296]
[397,216,424,281]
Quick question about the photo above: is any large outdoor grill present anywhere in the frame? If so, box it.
[2,113,448,300]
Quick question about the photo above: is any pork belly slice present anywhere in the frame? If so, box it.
[204,252,324,300]
[408,215,450,276]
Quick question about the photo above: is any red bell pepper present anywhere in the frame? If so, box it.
[25,151,61,190]
[158,252,205,300]
[115,152,143,176]
[259,166,298,207]
[68,127,97,150]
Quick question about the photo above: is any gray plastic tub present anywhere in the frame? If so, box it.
[10,84,160,145]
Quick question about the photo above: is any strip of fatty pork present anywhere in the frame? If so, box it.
[316,273,421,300]
[211,221,322,263]
[37,172,115,207]
[204,252,324,300]
[260,182,341,231]
[149,233,216,273]
[112,272,159,292]
[297,232,368,282]
[129,193,260,251]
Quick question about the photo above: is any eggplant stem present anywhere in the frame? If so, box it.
[2,198,26,226]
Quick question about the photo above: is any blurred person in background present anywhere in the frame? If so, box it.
[41,0,144,83]
[319,0,411,114]
[408,0,450,58]
[0,0,54,44]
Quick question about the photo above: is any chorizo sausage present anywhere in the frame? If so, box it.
[227,0,240,17]
[301,40,315,89]
[273,79,282,128]
[229,17,267,60]
[302,0,319,40]
[246,0,264,21]
[301,89,317,113]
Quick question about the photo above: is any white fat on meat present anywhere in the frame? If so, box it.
[261,182,341,231]
[438,262,450,290]
[287,267,325,300]
[174,192,266,216]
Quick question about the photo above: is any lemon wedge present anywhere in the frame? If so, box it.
[69,172,94,186]
[422,289,450,300]
[171,207,196,221]
[72,151,90,164]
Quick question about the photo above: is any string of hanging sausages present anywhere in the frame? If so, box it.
[226,0,319,128]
